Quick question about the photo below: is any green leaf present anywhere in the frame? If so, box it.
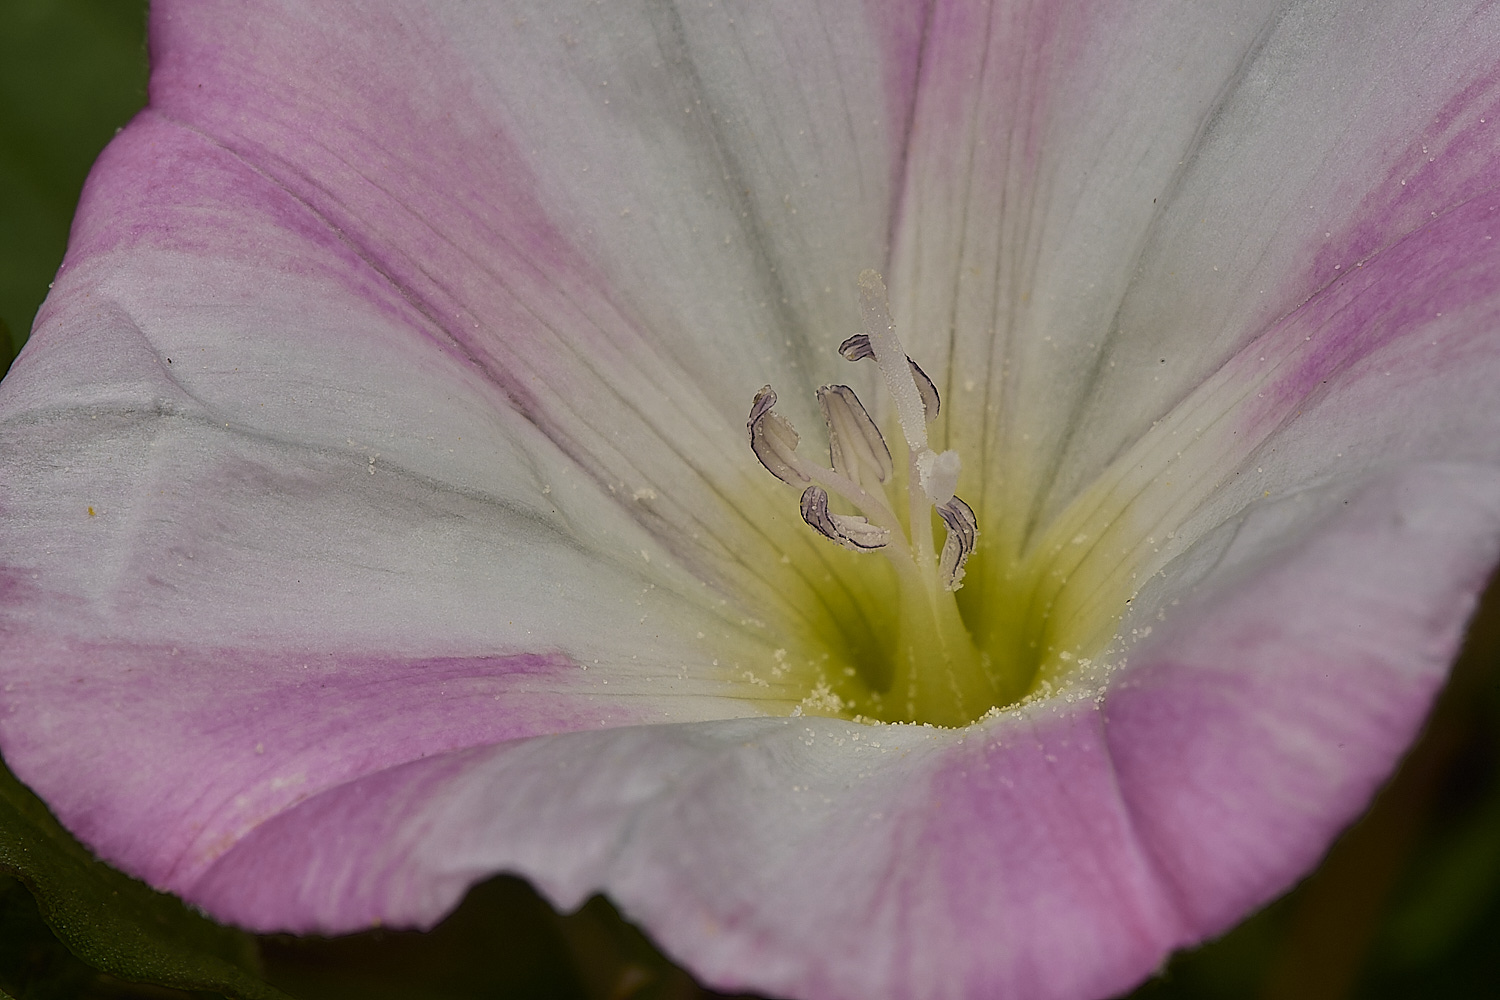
[0,753,296,1000]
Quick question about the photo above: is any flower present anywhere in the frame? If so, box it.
[4,1,1500,998]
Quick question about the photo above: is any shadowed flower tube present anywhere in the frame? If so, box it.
[4,1,1500,998]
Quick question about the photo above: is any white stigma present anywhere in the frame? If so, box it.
[917,448,961,507]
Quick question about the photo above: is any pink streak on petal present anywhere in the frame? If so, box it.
[848,706,1184,1000]
[0,635,636,895]
[1235,71,1500,429]
[41,116,442,362]
[863,0,933,200]
[613,707,1185,1000]
[189,724,730,934]
[1107,466,1500,937]
[191,744,502,933]
[1238,190,1500,434]
[1309,68,1500,293]
[142,1,650,449]
[904,0,1088,187]
[1108,657,1431,934]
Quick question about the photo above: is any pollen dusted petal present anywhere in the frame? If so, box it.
[818,383,893,486]
[747,386,808,487]
[799,486,890,551]
[937,495,978,592]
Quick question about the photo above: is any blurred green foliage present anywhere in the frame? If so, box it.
[2,1,1500,998]
[0,760,290,1000]
[0,0,148,368]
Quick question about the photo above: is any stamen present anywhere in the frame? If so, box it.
[817,384,892,488]
[837,334,941,423]
[748,386,808,487]
[908,360,941,423]
[835,334,874,362]
[800,486,890,551]
[747,385,907,549]
[935,496,978,591]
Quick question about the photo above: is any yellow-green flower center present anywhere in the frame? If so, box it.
[750,272,1129,727]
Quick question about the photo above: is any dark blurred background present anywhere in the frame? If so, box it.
[3,2,1499,998]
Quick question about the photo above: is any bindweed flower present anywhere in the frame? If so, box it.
[4,1,1500,998]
